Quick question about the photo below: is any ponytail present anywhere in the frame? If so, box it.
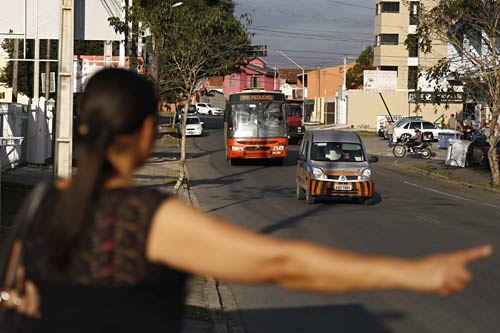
[45,68,159,270]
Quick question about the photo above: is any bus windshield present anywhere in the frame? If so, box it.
[229,102,286,138]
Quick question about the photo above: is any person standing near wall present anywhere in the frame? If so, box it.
[448,114,457,130]
[386,120,395,147]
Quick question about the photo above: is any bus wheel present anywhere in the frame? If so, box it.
[305,188,316,204]
[296,183,305,200]
[229,158,239,166]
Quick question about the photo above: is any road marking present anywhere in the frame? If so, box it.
[404,181,500,209]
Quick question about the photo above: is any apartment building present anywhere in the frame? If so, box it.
[374,0,448,91]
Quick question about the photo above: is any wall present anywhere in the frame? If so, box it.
[306,64,354,100]
[344,89,462,129]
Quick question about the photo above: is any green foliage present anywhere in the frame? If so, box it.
[112,0,250,102]
[412,0,500,184]
[346,46,375,89]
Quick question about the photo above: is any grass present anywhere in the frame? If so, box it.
[156,134,179,148]
[355,130,378,137]
[412,165,458,180]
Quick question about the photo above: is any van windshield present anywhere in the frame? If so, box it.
[311,142,365,162]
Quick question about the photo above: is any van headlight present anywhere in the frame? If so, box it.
[312,167,327,180]
[273,145,285,151]
[231,146,244,152]
[361,168,372,179]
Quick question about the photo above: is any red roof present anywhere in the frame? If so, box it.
[279,68,304,84]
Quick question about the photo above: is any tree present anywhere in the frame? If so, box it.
[113,0,250,192]
[412,0,500,186]
[346,46,375,89]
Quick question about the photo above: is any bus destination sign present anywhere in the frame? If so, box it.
[241,94,274,101]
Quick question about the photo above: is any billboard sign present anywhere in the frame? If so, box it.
[363,70,397,93]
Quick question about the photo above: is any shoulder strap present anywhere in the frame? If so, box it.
[1,180,53,288]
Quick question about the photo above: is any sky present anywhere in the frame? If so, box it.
[234,0,375,70]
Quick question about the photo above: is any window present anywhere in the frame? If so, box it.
[380,2,400,13]
[378,34,399,45]
[0,92,5,99]
[409,121,421,130]
[407,35,418,57]
[422,122,436,130]
[380,66,398,74]
[251,76,260,88]
[409,1,418,25]
[408,66,418,90]
[230,76,235,87]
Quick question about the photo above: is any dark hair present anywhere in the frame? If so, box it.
[49,68,159,269]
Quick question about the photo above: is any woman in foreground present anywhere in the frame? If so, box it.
[3,69,492,332]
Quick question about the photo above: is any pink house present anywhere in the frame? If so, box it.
[223,57,280,96]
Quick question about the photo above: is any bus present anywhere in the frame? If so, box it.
[284,103,305,144]
[225,89,288,164]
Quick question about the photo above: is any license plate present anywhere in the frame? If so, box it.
[334,184,352,191]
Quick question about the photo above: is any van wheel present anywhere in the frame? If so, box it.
[305,187,316,204]
[363,197,375,205]
[296,183,305,200]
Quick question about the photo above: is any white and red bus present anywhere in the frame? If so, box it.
[225,89,288,165]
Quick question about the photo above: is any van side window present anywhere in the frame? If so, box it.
[299,135,308,157]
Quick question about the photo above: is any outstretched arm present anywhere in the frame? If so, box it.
[146,198,492,296]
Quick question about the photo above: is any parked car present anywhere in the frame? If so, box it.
[296,130,378,204]
[378,117,422,139]
[176,104,198,121]
[393,119,461,142]
[177,115,204,136]
[466,134,500,168]
[196,103,223,116]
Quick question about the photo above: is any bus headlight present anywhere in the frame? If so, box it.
[231,146,244,152]
[312,167,327,180]
[273,145,285,151]
[361,168,372,179]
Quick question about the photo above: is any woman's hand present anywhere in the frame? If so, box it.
[404,245,493,296]
[1,277,41,318]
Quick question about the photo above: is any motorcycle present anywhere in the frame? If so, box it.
[392,140,432,159]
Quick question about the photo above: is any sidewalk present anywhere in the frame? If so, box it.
[0,131,225,333]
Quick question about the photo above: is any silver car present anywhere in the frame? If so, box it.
[296,130,378,204]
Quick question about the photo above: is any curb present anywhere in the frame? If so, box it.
[379,157,500,194]
[182,164,236,333]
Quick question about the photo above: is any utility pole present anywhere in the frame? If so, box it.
[119,0,127,67]
[12,39,19,103]
[342,57,347,91]
[45,39,51,99]
[54,0,75,179]
[33,0,40,100]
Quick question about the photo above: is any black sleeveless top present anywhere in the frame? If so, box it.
[20,188,188,333]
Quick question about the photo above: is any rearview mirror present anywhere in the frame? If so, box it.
[200,122,204,125]
[368,156,379,163]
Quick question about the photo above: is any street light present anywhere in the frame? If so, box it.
[172,2,184,7]
[276,50,305,122]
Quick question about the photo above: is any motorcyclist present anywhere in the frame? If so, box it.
[406,128,423,152]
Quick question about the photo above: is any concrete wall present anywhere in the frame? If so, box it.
[306,64,354,100]
[345,90,462,129]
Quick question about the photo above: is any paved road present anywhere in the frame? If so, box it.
[187,116,500,333]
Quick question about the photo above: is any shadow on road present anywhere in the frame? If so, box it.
[210,303,401,333]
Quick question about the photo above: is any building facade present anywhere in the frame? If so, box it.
[223,57,279,96]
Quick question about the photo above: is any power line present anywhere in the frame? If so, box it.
[326,0,373,10]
